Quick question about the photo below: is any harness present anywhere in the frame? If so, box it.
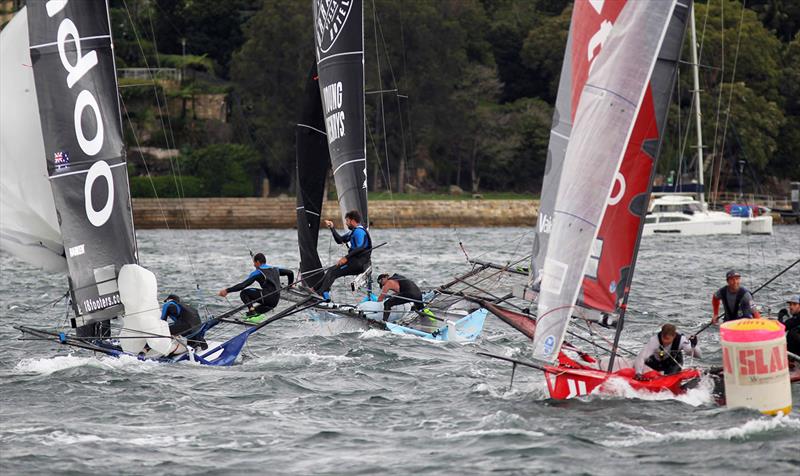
[254,264,281,293]
[655,332,684,367]
[347,225,372,262]
[719,286,747,321]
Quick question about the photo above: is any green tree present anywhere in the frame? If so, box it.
[183,144,261,196]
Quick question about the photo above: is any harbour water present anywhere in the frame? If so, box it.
[1,227,798,475]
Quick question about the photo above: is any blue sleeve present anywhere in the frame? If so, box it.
[227,271,259,293]
[161,302,180,321]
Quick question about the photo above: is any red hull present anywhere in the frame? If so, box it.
[543,352,700,399]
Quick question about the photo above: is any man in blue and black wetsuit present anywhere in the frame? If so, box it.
[218,253,294,316]
[316,210,372,301]
[161,294,206,349]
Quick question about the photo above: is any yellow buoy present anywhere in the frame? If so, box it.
[720,319,792,415]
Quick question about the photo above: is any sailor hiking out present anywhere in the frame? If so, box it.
[634,323,701,379]
[218,253,294,316]
[316,210,372,301]
[376,273,433,323]
[161,294,206,349]
[711,270,761,324]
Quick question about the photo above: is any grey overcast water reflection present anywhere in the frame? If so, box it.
[1,227,799,475]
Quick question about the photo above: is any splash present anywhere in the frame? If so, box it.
[603,414,800,447]
[13,353,160,375]
[592,374,716,407]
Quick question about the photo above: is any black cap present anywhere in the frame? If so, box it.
[725,270,741,279]
[164,294,180,303]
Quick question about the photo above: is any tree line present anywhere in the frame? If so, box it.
[108,0,800,198]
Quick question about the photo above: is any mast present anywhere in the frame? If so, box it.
[689,4,706,209]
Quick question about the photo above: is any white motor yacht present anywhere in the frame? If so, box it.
[643,195,742,235]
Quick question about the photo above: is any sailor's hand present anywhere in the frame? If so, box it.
[634,373,648,381]
[324,220,334,229]
[218,289,228,297]
[689,335,698,348]
[337,257,347,266]
[711,315,719,325]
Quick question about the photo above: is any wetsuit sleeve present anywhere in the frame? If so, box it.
[226,271,258,293]
[161,302,180,321]
[679,336,701,358]
[635,335,659,374]
[330,227,351,245]
[345,228,368,259]
[279,268,294,284]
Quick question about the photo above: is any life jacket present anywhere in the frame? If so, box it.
[718,286,748,321]
[389,274,422,301]
[654,332,684,367]
[254,264,281,293]
[348,224,372,261]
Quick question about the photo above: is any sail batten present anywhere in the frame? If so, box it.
[532,1,679,363]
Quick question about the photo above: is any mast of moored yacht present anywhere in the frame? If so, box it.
[689,4,706,210]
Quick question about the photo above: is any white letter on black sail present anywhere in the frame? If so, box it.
[84,160,114,227]
[74,90,104,156]
[57,19,99,88]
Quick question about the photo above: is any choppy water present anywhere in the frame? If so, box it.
[1,227,799,475]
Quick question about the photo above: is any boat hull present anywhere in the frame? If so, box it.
[739,215,773,234]
[643,216,742,235]
[543,365,701,399]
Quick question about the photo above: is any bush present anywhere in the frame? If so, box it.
[129,175,205,198]
[182,143,261,196]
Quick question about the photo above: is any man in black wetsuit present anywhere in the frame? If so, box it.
[161,294,206,349]
[376,273,424,322]
[218,253,294,316]
[711,270,761,324]
[778,294,800,357]
[315,210,372,301]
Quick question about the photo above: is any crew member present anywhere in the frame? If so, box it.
[376,273,426,322]
[219,253,294,316]
[634,323,701,378]
[778,294,800,356]
[711,270,761,324]
[161,294,206,349]
[316,210,372,300]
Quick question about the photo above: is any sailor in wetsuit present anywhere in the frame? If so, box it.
[711,269,761,325]
[634,323,701,379]
[778,294,800,357]
[376,273,425,322]
[161,294,206,349]
[218,253,294,316]
[315,210,372,301]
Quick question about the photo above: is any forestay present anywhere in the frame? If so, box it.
[26,1,137,326]
[313,0,368,225]
[532,1,678,363]
[0,8,65,272]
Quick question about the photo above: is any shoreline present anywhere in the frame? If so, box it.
[132,198,540,229]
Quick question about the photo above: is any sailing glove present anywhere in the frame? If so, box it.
[689,336,698,348]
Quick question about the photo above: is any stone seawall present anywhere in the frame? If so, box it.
[131,198,539,229]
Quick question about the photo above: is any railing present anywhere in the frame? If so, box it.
[118,68,182,82]
[711,191,791,210]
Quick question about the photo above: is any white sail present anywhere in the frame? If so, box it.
[0,7,65,272]
[532,1,678,363]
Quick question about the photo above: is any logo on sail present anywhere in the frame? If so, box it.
[54,150,70,170]
[543,335,556,356]
[314,0,353,54]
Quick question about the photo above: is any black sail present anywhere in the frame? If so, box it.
[313,0,368,225]
[296,63,331,290]
[27,1,137,326]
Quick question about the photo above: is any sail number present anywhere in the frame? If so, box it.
[48,0,113,227]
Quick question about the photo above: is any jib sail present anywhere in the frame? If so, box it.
[296,63,331,290]
[532,1,678,363]
[313,0,368,226]
[26,1,137,326]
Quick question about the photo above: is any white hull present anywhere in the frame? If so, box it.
[738,215,773,235]
[643,213,742,236]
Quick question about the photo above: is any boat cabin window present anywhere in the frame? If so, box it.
[659,216,690,223]
[653,202,702,214]
[645,216,656,224]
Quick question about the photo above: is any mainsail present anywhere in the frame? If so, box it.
[313,0,368,225]
[530,0,690,314]
[26,1,138,326]
[532,1,678,363]
[0,7,65,272]
[296,63,331,290]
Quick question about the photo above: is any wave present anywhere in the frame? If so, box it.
[13,354,161,375]
[603,414,800,447]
